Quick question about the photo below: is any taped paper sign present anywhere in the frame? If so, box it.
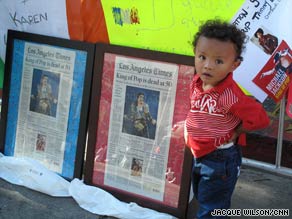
[231,0,292,102]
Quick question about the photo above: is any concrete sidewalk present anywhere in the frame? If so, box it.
[0,165,291,219]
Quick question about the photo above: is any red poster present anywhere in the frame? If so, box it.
[252,40,292,102]
[286,84,292,118]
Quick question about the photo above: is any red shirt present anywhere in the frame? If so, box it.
[185,73,270,158]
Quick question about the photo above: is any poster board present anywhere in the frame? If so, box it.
[84,43,194,218]
[0,30,94,180]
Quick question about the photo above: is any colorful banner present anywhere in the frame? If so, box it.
[1,0,292,102]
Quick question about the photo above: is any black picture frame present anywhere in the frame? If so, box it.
[84,43,194,218]
[0,30,95,180]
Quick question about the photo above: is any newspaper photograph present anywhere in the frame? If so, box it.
[13,42,75,173]
[103,55,179,201]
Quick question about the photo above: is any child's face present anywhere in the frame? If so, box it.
[194,36,240,90]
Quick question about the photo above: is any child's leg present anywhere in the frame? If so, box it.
[192,146,242,219]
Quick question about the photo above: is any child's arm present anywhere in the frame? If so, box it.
[231,96,270,132]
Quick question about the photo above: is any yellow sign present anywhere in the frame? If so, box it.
[101,0,245,56]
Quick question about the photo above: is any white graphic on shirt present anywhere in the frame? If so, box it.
[190,94,223,116]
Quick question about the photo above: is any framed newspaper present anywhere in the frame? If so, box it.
[84,43,194,218]
[0,30,94,180]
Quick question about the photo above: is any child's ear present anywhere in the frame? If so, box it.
[232,60,241,71]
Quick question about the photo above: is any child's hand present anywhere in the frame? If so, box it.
[229,131,240,143]
[230,123,246,143]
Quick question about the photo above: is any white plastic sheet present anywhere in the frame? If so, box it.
[0,153,177,218]
[69,179,176,219]
[0,153,70,197]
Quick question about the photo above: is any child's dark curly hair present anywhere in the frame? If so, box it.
[192,19,246,61]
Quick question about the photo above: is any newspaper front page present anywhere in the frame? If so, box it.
[104,55,179,201]
[14,42,75,173]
